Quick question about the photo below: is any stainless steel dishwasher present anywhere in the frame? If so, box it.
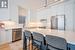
[12,28,22,42]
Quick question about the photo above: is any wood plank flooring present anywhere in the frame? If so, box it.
[0,40,23,50]
[0,43,11,50]
[0,40,39,50]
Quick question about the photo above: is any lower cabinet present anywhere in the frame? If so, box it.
[68,43,75,50]
[6,29,12,43]
[0,29,6,45]
[0,29,12,45]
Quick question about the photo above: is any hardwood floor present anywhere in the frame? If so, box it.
[0,44,11,50]
[0,40,23,50]
[0,40,39,50]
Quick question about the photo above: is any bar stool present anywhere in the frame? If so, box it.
[45,35,68,50]
[32,32,44,50]
[23,30,32,50]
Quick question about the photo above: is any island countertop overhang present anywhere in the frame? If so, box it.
[25,28,75,45]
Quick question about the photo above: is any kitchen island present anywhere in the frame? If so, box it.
[26,28,75,44]
[25,28,75,50]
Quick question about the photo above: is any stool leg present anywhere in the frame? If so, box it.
[23,36,27,50]
[25,37,27,50]
[30,37,33,50]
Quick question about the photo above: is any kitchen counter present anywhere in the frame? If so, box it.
[25,28,75,45]
[5,27,22,30]
[0,27,22,45]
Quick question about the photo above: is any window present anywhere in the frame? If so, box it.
[19,16,26,24]
[0,0,8,8]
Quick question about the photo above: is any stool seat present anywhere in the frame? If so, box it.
[45,35,67,50]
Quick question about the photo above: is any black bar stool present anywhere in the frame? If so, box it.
[45,35,68,50]
[23,30,32,50]
[32,32,44,50]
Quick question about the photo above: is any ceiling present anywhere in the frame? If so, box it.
[24,0,44,9]
[24,0,64,10]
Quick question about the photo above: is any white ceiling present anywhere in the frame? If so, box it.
[24,0,64,10]
[24,0,44,9]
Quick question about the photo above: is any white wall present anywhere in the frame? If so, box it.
[37,8,51,28]
[37,0,75,32]
[0,0,28,23]
[0,9,9,20]
[29,10,37,22]
[8,0,35,28]
[73,1,75,32]
[9,0,27,23]
[0,0,36,28]
[64,0,74,31]
[37,2,65,29]
[0,5,9,20]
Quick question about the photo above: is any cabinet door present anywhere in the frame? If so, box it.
[5,29,12,43]
[0,29,6,45]
[0,30,1,43]
[57,15,65,30]
[51,16,58,29]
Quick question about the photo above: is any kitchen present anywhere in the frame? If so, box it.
[0,0,75,50]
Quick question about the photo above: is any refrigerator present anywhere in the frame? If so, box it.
[51,15,65,30]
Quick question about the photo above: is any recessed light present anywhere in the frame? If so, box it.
[60,0,64,1]
[55,0,58,1]
[55,0,63,2]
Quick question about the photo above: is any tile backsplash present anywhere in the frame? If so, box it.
[0,20,17,29]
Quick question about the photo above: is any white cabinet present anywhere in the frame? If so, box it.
[57,15,65,30]
[5,29,12,43]
[0,29,12,45]
[0,29,6,45]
